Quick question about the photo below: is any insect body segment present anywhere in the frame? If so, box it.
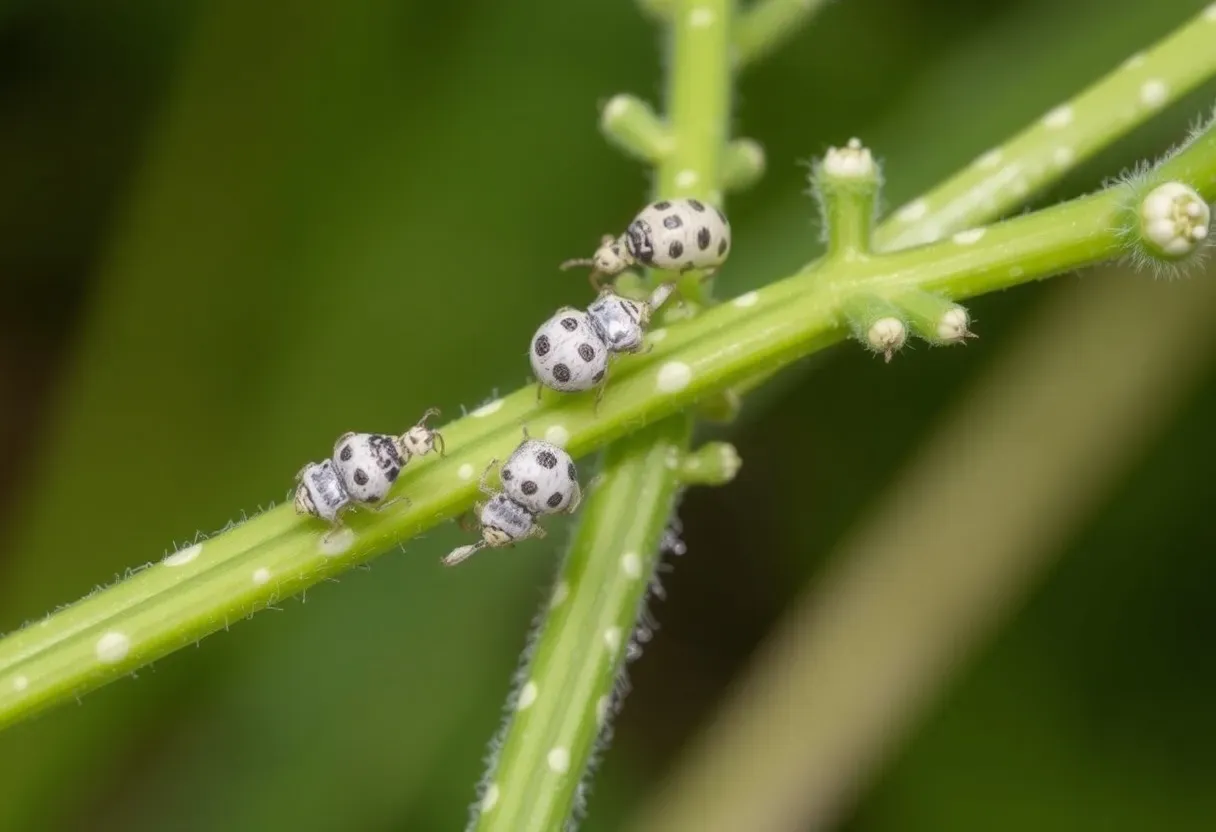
[560,198,732,290]
[443,435,581,567]
[529,309,609,393]
[531,283,675,397]
[293,408,445,534]
[294,459,349,524]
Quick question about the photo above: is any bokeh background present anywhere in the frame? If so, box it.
[1,0,1215,830]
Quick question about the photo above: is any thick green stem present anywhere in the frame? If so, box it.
[1,114,1212,738]
[0,166,1206,732]
[879,6,1216,251]
[474,420,689,832]
[472,0,735,828]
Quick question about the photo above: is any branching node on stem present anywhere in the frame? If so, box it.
[815,138,881,261]
[600,94,673,164]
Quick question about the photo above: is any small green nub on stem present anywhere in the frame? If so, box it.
[676,441,743,485]
[891,290,975,345]
[841,294,908,363]
[816,138,880,261]
[697,388,743,424]
[600,94,672,164]
[723,138,766,192]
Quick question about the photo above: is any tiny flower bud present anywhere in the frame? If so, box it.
[843,294,909,362]
[678,442,742,486]
[822,137,876,179]
[889,290,976,346]
[1138,181,1210,259]
[867,317,907,363]
[936,306,974,344]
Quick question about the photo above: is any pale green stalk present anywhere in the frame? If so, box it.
[879,4,1216,251]
[469,420,690,832]
[469,0,737,828]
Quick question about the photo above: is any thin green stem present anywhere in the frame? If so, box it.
[878,6,1216,251]
[817,140,881,261]
[475,420,689,832]
[1,114,1212,737]
[734,0,835,69]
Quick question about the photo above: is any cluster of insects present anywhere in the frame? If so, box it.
[292,197,733,565]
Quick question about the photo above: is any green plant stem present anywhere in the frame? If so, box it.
[627,260,1216,832]
[734,0,835,68]
[473,420,689,832]
[878,5,1216,252]
[472,0,735,828]
[0,121,1212,734]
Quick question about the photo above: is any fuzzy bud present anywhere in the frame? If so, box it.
[1137,181,1210,259]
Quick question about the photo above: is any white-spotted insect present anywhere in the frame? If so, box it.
[294,408,445,535]
[443,432,580,566]
[560,197,731,289]
[530,282,675,400]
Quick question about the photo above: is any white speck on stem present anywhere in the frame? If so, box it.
[457,463,475,481]
[252,567,271,586]
[1042,105,1073,129]
[621,552,642,579]
[689,7,714,26]
[471,399,503,417]
[596,695,611,724]
[517,681,539,710]
[544,425,570,447]
[550,581,570,608]
[12,675,28,692]
[1139,79,1168,108]
[656,362,692,393]
[604,627,623,655]
[480,783,500,812]
[95,632,131,664]
[675,169,699,188]
[1052,146,1075,168]
[163,543,202,567]
[1206,2,1216,21]
[547,748,571,774]
[318,528,356,556]
[732,291,758,308]
[952,228,985,245]
[1123,52,1146,69]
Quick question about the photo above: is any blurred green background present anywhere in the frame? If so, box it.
[1,0,1214,830]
